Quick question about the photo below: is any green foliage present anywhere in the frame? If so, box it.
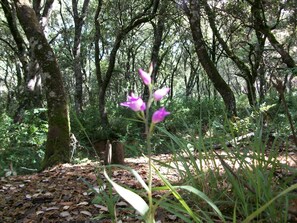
[166,97,225,136]
[230,103,276,136]
[70,106,101,142]
[70,104,145,158]
[0,109,47,176]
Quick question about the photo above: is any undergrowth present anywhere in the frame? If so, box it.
[0,95,296,222]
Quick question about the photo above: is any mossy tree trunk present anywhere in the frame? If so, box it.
[14,0,70,169]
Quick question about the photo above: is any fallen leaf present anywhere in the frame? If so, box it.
[60,201,73,206]
[77,201,88,206]
[44,192,53,196]
[94,204,108,212]
[46,206,59,211]
[80,210,92,216]
[168,214,177,220]
[60,211,71,217]
[63,205,70,210]
[117,201,128,207]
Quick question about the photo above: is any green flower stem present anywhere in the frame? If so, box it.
[145,84,155,223]
[137,111,146,121]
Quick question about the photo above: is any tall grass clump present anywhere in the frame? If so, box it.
[154,103,296,222]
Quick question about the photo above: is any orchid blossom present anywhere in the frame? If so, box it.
[152,107,170,123]
[120,93,146,112]
[153,87,170,101]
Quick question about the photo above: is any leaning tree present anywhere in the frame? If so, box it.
[13,0,70,169]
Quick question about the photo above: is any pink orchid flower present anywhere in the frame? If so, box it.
[120,93,146,112]
[153,87,170,101]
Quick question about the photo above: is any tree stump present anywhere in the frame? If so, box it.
[93,140,125,165]
[112,141,125,165]
[104,141,125,165]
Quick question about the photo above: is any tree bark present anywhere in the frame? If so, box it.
[184,0,237,118]
[14,0,70,169]
[143,0,167,102]
[150,0,167,83]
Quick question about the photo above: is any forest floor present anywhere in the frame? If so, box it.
[0,143,297,223]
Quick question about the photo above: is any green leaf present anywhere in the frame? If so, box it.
[103,169,149,216]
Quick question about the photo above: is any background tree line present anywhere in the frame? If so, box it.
[0,0,296,171]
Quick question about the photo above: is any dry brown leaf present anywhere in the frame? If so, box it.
[45,206,60,211]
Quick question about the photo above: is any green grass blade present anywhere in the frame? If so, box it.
[242,183,297,223]
[151,163,202,223]
[177,185,226,223]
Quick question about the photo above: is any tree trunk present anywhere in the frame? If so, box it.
[203,0,258,107]
[142,0,166,102]
[184,0,237,118]
[72,0,90,114]
[251,0,296,73]
[14,0,70,169]
[94,0,159,129]
[1,0,42,119]
[150,0,167,83]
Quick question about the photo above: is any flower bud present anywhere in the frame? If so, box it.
[139,68,151,86]
[152,107,170,123]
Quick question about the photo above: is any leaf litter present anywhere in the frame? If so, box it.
[0,145,296,222]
